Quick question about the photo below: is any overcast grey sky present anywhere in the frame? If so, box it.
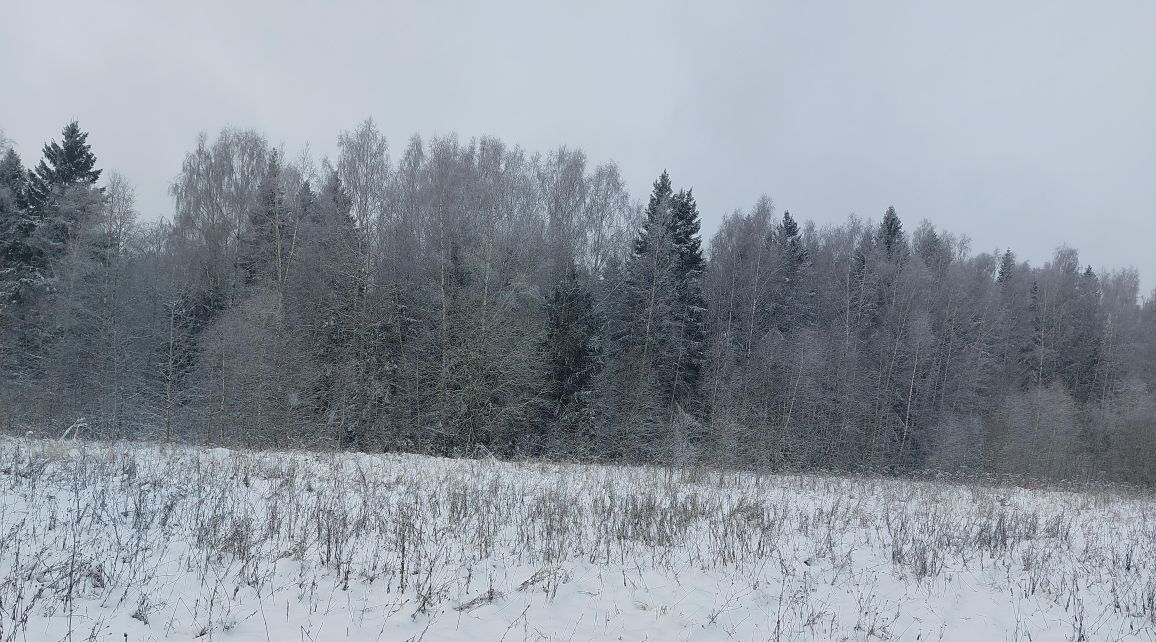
[3,0,1154,292]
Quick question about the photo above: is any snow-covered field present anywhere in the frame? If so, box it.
[0,437,1152,641]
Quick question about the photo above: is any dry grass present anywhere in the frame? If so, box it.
[0,436,1152,640]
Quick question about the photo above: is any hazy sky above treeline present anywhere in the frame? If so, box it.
[3,0,1154,292]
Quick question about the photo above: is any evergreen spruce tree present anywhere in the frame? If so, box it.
[633,171,673,257]
[996,249,1016,285]
[613,171,679,455]
[312,170,382,450]
[1024,280,1046,386]
[0,148,24,201]
[239,149,289,288]
[615,171,708,456]
[24,121,102,214]
[543,265,604,446]
[0,149,28,277]
[670,189,704,282]
[669,188,707,407]
[0,149,31,313]
[878,206,906,263]
[1066,266,1104,401]
[850,231,880,334]
[2,124,106,312]
[772,210,811,332]
[20,122,105,281]
[309,171,360,355]
[779,210,804,260]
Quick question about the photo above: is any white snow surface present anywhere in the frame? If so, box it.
[0,437,1153,641]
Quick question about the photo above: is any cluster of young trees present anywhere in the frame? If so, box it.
[2,121,1154,482]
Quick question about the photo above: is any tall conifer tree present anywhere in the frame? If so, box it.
[24,121,102,213]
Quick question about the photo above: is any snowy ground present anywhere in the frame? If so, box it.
[0,437,1152,641]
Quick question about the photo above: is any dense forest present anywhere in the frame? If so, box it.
[1,121,1154,482]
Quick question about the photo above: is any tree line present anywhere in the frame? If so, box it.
[1,121,1153,483]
